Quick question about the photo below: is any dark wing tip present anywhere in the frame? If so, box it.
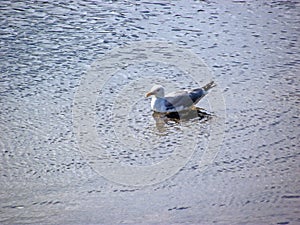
[202,81,216,91]
[189,88,206,103]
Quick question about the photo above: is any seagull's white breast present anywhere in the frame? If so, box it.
[151,97,166,113]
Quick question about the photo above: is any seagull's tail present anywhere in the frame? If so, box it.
[202,81,216,91]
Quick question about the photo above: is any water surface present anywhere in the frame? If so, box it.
[0,0,299,224]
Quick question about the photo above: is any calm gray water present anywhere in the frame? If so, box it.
[1,0,299,224]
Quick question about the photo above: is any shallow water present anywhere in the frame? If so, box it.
[1,0,299,224]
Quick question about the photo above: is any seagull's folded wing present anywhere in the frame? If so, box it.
[164,89,206,110]
[164,91,194,110]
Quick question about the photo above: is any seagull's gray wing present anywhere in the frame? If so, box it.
[163,82,216,111]
[164,88,206,111]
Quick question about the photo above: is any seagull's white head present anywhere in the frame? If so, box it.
[145,85,165,98]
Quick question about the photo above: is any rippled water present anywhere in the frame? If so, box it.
[1,0,299,224]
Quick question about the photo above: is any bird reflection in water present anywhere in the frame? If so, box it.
[152,107,212,132]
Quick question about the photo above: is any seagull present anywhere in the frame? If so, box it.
[145,81,216,113]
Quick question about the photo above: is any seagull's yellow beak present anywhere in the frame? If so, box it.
[145,91,153,98]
